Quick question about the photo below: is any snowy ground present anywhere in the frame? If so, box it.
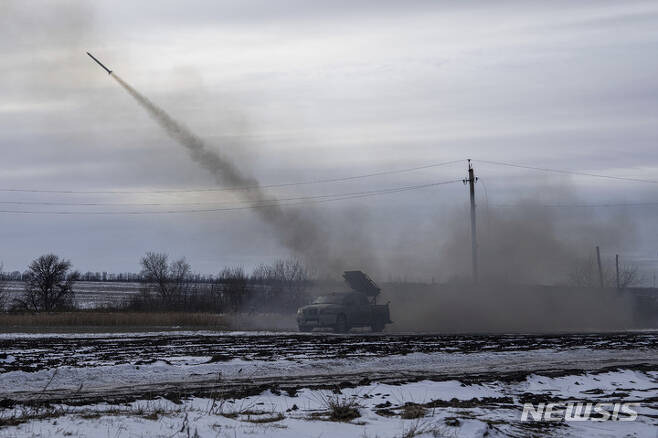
[0,331,656,437]
[2,281,143,309]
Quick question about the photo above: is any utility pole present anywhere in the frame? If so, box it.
[463,159,478,283]
[596,246,604,289]
[615,254,620,290]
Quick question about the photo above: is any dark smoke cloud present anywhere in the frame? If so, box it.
[378,198,641,332]
[383,282,638,333]
[440,199,635,284]
[111,74,340,270]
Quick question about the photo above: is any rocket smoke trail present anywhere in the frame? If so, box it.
[111,74,332,268]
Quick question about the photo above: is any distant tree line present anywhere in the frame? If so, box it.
[0,253,314,313]
[129,253,313,313]
[0,269,219,283]
[0,251,645,313]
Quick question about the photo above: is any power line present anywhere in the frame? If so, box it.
[0,179,459,208]
[492,201,658,208]
[546,201,658,208]
[476,159,658,185]
[0,188,424,207]
[0,159,464,195]
[0,179,461,215]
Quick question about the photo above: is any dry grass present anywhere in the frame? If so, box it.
[400,403,426,419]
[316,394,361,422]
[0,400,184,427]
[0,406,69,427]
[399,419,456,438]
[0,312,230,330]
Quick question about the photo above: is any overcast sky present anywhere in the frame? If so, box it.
[1,0,658,278]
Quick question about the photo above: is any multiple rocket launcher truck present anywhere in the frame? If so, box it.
[296,270,392,332]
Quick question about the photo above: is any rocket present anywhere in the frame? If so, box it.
[86,52,112,74]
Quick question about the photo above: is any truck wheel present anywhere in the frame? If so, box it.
[370,319,385,333]
[298,325,312,333]
[334,314,349,333]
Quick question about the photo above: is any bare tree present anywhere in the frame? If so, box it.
[140,252,192,305]
[16,254,79,312]
[169,257,192,299]
[617,263,640,290]
[252,258,313,309]
[218,266,248,311]
[568,256,640,289]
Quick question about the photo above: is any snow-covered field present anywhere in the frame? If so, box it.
[0,331,656,437]
[2,281,144,308]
